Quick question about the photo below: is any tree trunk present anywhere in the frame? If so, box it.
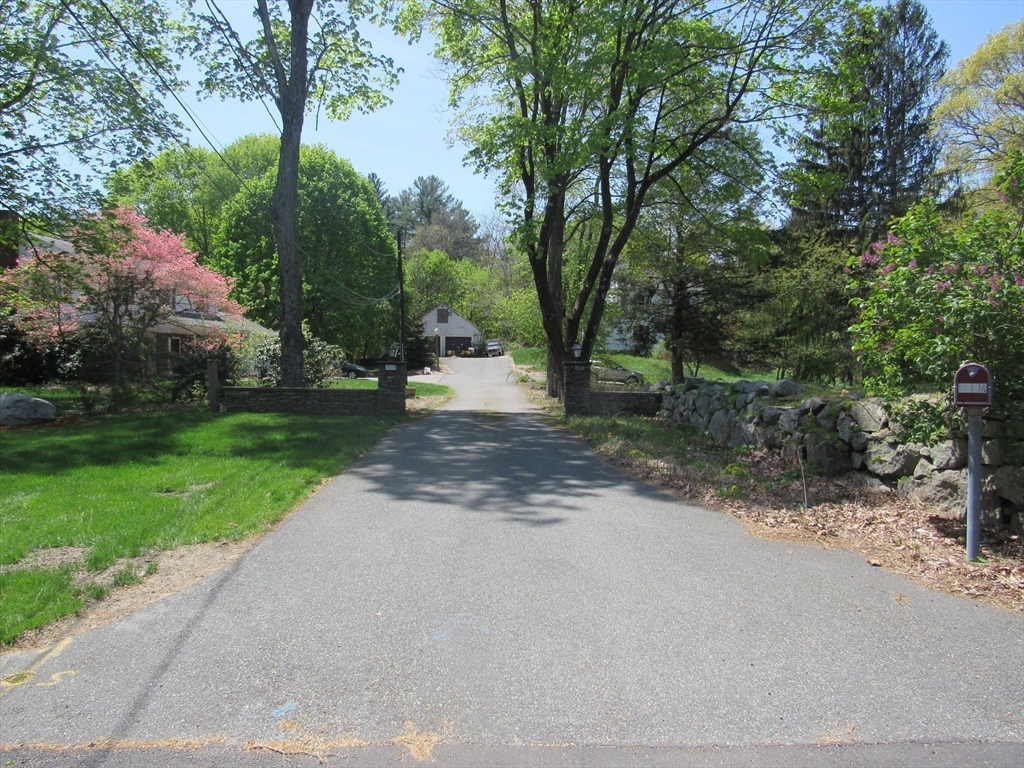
[268,0,314,387]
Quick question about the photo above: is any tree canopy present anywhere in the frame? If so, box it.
[1,0,181,223]
[432,0,836,395]
[213,143,398,359]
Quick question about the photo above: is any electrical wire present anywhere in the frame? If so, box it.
[85,0,402,310]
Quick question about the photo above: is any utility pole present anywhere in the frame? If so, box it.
[397,229,407,363]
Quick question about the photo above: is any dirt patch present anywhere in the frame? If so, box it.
[0,546,88,573]
[4,539,258,653]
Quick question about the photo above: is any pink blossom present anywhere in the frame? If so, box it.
[878,280,887,289]
[952,263,962,273]
[870,241,885,254]
[843,266,852,274]
[989,274,1000,292]
[973,264,988,276]
[1015,272,1024,287]
[987,296,1002,307]
[880,263,896,275]
[935,281,952,292]
[860,252,879,266]
[908,259,917,269]
[886,232,906,246]
[926,266,935,276]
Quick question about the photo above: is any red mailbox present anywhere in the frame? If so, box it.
[953,363,993,407]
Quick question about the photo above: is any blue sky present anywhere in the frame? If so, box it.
[173,0,1023,222]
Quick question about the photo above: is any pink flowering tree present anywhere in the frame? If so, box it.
[847,200,1024,404]
[4,207,242,385]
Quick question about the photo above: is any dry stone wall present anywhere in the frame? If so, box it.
[658,377,1023,532]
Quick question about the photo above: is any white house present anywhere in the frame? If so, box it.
[421,305,483,357]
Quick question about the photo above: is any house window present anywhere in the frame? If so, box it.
[437,307,449,324]
[169,337,181,355]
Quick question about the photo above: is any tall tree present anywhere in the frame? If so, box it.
[932,20,1024,196]
[185,0,399,385]
[783,0,948,247]
[432,0,834,397]
[391,175,481,260]
[213,144,398,359]
[106,134,281,263]
[0,0,181,224]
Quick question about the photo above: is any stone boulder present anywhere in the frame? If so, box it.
[865,440,920,479]
[805,431,851,478]
[0,392,57,426]
[708,409,734,445]
[850,399,888,433]
[992,465,1024,507]
[897,469,966,512]
[779,408,802,435]
[760,405,787,426]
[772,378,802,397]
[930,440,967,471]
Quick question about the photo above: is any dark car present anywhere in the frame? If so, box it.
[341,362,369,379]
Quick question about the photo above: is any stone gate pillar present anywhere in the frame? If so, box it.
[377,361,408,415]
[563,360,592,416]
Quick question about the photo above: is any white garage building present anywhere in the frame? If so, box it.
[422,305,484,357]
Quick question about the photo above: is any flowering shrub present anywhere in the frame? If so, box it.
[847,201,1024,404]
[170,333,241,401]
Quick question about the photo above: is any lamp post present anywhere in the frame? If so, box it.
[571,342,582,360]
[433,327,440,365]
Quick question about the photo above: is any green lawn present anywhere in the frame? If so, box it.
[0,410,404,643]
[511,347,776,385]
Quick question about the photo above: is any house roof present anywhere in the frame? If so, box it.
[149,312,275,338]
[421,305,483,336]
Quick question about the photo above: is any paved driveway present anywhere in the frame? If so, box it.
[1,356,1021,766]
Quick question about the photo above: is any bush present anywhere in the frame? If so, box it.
[170,335,241,401]
[237,334,344,388]
[848,201,1024,406]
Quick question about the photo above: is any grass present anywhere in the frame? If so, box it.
[0,409,405,644]
[511,347,777,386]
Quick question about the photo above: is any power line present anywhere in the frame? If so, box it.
[85,0,401,311]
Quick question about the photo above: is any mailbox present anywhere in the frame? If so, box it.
[953,363,993,407]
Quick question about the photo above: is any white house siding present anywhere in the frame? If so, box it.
[421,306,483,356]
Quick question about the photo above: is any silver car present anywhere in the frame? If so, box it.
[592,365,644,385]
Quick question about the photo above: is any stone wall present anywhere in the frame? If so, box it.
[222,362,408,417]
[590,391,663,417]
[658,377,1023,532]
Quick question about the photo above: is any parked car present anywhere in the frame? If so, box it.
[593,365,644,385]
[341,362,369,379]
[486,339,504,357]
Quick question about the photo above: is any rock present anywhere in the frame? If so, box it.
[850,472,890,492]
[759,426,784,449]
[850,399,888,433]
[761,405,787,426]
[837,412,854,442]
[913,458,935,479]
[772,378,802,397]
[709,388,728,413]
[816,405,838,431]
[992,465,1024,507]
[1011,511,1024,537]
[779,408,802,435]
[736,392,750,410]
[708,409,734,445]
[851,451,866,470]
[695,393,712,418]
[865,440,920,479]
[930,440,967,471]
[982,440,1003,466]
[0,392,57,426]
[682,377,705,392]
[800,397,827,414]
[899,469,966,512]
[982,419,1007,439]
[805,431,851,478]
[730,419,756,448]
[689,411,707,431]
[733,379,753,393]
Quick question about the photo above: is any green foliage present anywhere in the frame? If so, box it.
[1,0,182,223]
[236,333,345,388]
[848,201,1024,405]
[0,409,405,641]
[933,20,1024,188]
[169,335,242,402]
[213,144,398,358]
[739,236,857,384]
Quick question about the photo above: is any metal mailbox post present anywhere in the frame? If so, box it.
[953,363,993,561]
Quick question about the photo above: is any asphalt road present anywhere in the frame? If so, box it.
[2,356,1022,767]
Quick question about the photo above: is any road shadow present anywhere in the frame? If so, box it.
[348,410,639,527]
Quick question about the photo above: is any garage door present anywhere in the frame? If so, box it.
[444,336,472,355]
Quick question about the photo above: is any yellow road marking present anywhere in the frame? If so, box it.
[0,637,73,697]
[36,670,77,687]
